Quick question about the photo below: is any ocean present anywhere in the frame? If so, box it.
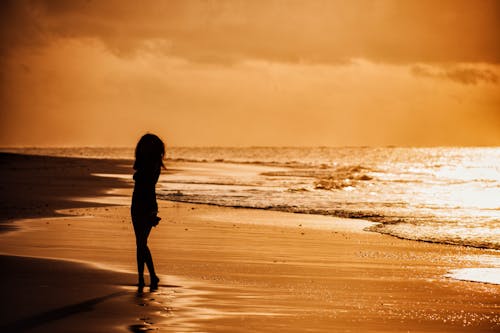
[3,147,499,251]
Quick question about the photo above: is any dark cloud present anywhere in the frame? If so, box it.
[1,0,499,64]
[0,1,47,58]
[412,65,499,85]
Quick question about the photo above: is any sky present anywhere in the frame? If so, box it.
[1,0,499,147]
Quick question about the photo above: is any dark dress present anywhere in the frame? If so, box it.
[131,166,160,220]
[131,165,160,284]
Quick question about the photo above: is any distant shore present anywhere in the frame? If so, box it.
[0,153,499,332]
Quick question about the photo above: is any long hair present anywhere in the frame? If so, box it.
[133,133,165,170]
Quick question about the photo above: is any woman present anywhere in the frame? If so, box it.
[131,133,165,290]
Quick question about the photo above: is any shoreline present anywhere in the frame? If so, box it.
[3,151,498,250]
[157,195,500,253]
[1,153,499,332]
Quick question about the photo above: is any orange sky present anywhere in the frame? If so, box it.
[1,0,499,147]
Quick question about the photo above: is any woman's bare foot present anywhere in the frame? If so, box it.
[150,275,160,291]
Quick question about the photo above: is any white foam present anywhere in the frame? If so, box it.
[446,268,500,285]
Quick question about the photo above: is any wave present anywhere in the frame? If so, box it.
[313,165,374,190]
[166,157,319,169]
[369,222,500,250]
[157,192,499,251]
[159,192,386,219]
[260,165,376,190]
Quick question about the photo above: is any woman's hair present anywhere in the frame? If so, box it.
[133,133,165,170]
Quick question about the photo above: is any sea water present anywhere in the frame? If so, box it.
[3,147,499,250]
[160,147,500,251]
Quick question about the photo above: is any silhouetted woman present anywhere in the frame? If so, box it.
[131,133,165,291]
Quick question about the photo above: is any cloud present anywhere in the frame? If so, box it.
[2,39,499,147]
[444,68,499,85]
[0,1,47,58]
[411,65,499,85]
[1,0,499,65]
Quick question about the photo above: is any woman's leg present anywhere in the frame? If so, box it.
[144,245,156,277]
[144,245,159,289]
[134,222,148,286]
[142,226,159,288]
[135,237,146,286]
[134,222,158,287]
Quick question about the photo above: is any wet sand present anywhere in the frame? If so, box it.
[0,152,131,228]
[0,153,499,332]
[0,255,134,333]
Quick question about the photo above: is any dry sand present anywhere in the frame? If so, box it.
[0,153,499,332]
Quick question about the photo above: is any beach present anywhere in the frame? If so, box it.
[0,153,499,332]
